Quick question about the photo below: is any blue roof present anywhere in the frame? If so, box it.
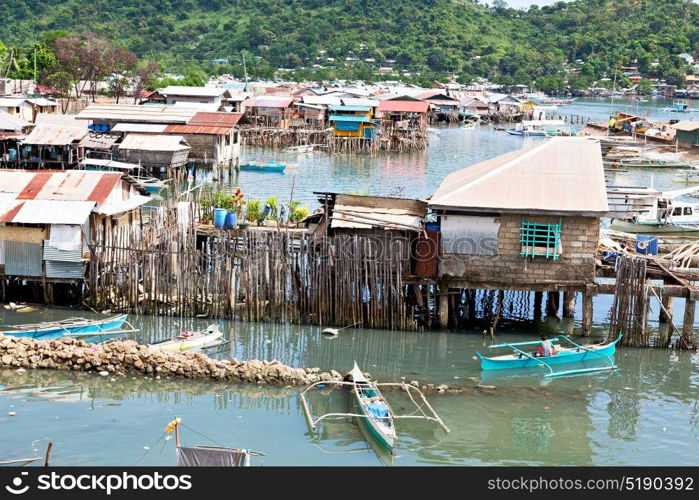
[329,105,371,112]
[329,115,374,122]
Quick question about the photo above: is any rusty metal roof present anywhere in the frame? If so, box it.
[188,112,243,127]
[118,133,190,152]
[163,124,231,135]
[22,124,88,145]
[244,97,294,108]
[428,138,609,216]
[0,170,123,203]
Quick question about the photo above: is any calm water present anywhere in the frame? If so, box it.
[0,307,697,466]
[2,97,698,466]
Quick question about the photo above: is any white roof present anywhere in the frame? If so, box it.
[0,110,29,131]
[171,101,221,112]
[429,138,609,216]
[34,113,83,127]
[94,195,151,216]
[77,105,197,124]
[11,200,95,224]
[158,86,229,97]
[0,98,31,107]
[111,123,168,133]
[119,134,190,152]
[80,158,141,171]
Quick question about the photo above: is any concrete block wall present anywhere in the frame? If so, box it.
[439,213,599,285]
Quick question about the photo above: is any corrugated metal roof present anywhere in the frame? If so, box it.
[302,95,342,106]
[188,112,242,127]
[76,105,197,124]
[158,86,229,97]
[328,115,374,123]
[34,113,84,127]
[673,121,699,132]
[79,134,119,149]
[341,98,379,107]
[0,110,29,131]
[329,105,371,112]
[118,134,190,152]
[94,194,150,216]
[0,98,31,108]
[244,97,294,108]
[11,200,95,224]
[0,170,123,203]
[111,123,168,133]
[377,100,429,113]
[428,138,609,216]
[163,124,231,135]
[22,124,88,145]
[331,204,423,231]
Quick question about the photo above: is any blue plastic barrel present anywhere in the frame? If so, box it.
[636,235,658,255]
[225,211,237,228]
[425,222,440,232]
[214,208,228,228]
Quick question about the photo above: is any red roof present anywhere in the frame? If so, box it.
[164,124,233,135]
[0,170,123,203]
[188,112,243,127]
[378,100,429,113]
[244,97,294,108]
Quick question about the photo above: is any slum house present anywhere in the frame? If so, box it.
[295,103,326,129]
[376,97,429,151]
[162,112,242,167]
[307,192,428,274]
[11,124,88,169]
[672,120,699,146]
[0,97,59,123]
[0,169,150,303]
[426,138,608,332]
[417,91,461,122]
[75,104,199,132]
[154,86,232,109]
[327,105,378,140]
[117,134,190,176]
[485,93,524,121]
[242,96,296,128]
[460,97,489,120]
[0,111,30,165]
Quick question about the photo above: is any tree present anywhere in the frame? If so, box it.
[132,60,161,103]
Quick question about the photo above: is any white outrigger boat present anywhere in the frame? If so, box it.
[608,185,699,235]
[148,325,225,353]
[300,362,449,454]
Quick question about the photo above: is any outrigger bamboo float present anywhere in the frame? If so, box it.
[476,335,621,378]
[300,362,450,454]
[0,315,136,342]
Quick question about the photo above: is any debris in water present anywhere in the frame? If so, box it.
[99,371,109,376]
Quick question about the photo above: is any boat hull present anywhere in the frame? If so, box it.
[477,340,617,371]
[0,315,129,340]
[609,219,699,235]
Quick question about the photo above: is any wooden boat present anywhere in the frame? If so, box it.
[166,418,263,467]
[239,161,286,172]
[148,325,224,353]
[348,363,396,450]
[300,362,450,455]
[604,158,692,169]
[0,314,133,341]
[79,158,168,193]
[476,335,621,378]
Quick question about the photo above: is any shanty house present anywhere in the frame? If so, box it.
[157,86,232,109]
[460,97,489,118]
[0,170,149,289]
[117,134,190,171]
[0,97,59,122]
[0,111,30,164]
[427,138,608,289]
[76,104,199,132]
[328,105,377,139]
[672,121,699,146]
[243,96,295,128]
[162,112,242,166]
[417,91,460,121]
[377,98,429,148]
[16,124,88,169]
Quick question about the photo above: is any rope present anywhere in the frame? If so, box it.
[180,423,228,448]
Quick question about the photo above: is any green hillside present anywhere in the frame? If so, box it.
[1,0,698,85]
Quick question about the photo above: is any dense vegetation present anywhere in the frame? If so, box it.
[0,0,698,89]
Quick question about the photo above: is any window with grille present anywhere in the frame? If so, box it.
[520,218,562,260]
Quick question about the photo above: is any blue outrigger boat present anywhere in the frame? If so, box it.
[476,335,621,378]
[0,314,134,341]
[238,161,286,173]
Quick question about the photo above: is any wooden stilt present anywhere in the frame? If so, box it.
[682,298,695,347]
[582,292,593,337]
[438,280,449,329]
[546,291,560,319]
[563,291,575,319]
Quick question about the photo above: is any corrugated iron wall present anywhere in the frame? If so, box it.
[44,241,84,279]
[4,241,42,276]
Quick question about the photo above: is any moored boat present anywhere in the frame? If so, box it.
[476,335,620,377]
[0,314,131,340]
[239,161,286,172]
[348,362,396,451]
[148,325,224,353]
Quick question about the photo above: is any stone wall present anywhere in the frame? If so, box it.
[439,213,599,288]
